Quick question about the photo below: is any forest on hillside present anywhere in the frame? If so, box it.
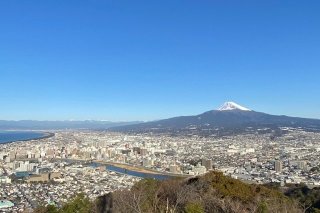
[33,171,320,213]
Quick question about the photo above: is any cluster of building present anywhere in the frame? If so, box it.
[1,127,320,211]
[0,133,142,212]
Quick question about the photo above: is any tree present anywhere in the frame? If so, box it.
[60,193,94,213]
[185,202,204,213]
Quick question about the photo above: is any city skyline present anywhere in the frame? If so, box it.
[1,1,320,121]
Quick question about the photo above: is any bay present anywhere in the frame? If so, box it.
[0,131,46,144]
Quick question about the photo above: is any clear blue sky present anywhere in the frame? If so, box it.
[0,0,319,121]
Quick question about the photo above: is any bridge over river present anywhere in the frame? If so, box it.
[91,161,191,180]
[52,158,191,180]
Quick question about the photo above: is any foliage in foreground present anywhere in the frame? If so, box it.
[33,194,94,213]
[33,171,308,213]
[112,171,301,213]
[285,183,320,213]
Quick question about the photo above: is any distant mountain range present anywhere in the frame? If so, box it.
[110,102,320,135]
[0,120,142,130]
[2,102,320,134]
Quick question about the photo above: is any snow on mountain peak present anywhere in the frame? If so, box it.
[218,102,251,111]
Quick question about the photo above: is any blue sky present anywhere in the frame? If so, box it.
[0,0,319,121]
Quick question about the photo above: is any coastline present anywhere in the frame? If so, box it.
[0,131,55,144]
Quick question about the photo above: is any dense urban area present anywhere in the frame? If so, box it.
[1,128,320,212]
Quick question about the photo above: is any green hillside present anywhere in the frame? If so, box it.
[34,171,307,213]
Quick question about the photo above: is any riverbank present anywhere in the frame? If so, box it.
[51,158,190,180]
[94,160,160,174]
[92,160,191,179]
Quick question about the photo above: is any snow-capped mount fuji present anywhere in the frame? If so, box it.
[218,102,251,111]
[110,102,320,135]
